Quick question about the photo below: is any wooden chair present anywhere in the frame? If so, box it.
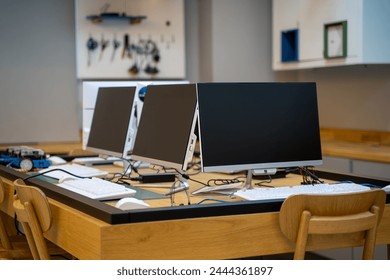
[0,177,32,259]
[0,178,12,250]
[13,178,72,260]
[279,189,386,260]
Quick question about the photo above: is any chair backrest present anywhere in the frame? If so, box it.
[13,179,53,260]
[0,177,36,259]
[279,189,386,260]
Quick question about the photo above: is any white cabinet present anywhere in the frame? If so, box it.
[321,156,351,174]
[273,0,390,70]
[322,155,390,181]
[352,159,390,181]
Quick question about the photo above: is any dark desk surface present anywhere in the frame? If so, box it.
[1,164,389,225]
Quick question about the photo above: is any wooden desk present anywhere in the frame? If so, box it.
[1,165,390,260]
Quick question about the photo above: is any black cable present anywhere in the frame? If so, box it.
[299,166,324,185]
[254,174,274,188]
[188,177,208,186]
[187,175,245,188]
[23,168,90,182]
[129,160,141,175]
[186,160,201,172]
[105,172,126,181]
[207,178,244,186]
[115,159,139,183]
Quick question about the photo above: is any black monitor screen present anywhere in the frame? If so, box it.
[131,84,198,170]
[86,87,137,158]
[197,82,322,172]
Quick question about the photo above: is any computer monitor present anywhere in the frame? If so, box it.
[81,80,189,149]
[82,81,139,150]
[131,84,198,171]
[197,82,322,185]
[86,87,138,158]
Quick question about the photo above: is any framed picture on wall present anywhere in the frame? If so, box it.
[324,21,347,59]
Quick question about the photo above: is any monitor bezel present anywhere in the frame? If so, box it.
[196,82,323,173]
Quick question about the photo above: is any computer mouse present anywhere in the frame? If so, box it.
[382,185,390,193]
[48,156,67,165]
[115,197,150,210]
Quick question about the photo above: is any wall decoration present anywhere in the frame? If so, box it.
[75,0,185,79]
[324,21,347,59]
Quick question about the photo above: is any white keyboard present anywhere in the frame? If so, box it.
[57,177,136,200]
[39,163,108,180]
[234,183,370,201]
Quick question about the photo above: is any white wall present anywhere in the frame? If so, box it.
[1,0,390,146]
[184,0,201,82]
[212,0,274,81]
[187,0,390,132]
[194,0,276,82]
[0,0,80,144]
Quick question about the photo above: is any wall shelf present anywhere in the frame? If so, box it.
[86,13,147,24]
[273,0,390,70]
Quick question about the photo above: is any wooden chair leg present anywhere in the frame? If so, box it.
[362,227,377,260]
[25,202,50,260]
[362,205,380,260]
[20,221,40,260]
[294,210,311,260]
[0,213,33,259]
[0,215,12,250]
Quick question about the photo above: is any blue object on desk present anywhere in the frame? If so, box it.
[0,153,51,170]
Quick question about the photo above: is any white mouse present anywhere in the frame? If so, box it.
[382,185,390,193]
[48,156,67,165]
[115,197,150,210]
